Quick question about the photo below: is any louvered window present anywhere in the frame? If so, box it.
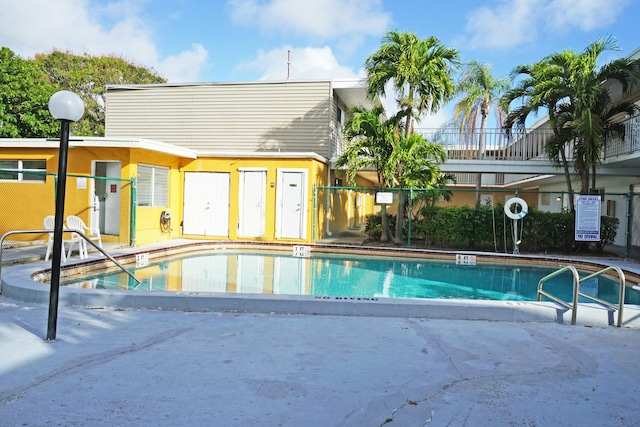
[137,164,169,207]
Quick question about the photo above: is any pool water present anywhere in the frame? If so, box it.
[62,251,639,304]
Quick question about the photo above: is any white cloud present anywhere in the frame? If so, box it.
[461,0,539,50]
[157,44,209,83]
[227,0,390,53]
[460,0,632,51]
[0,0,208,82]
[545,0,631,32]
[237,46,361,80]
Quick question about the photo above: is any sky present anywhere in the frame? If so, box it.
[0,0,638,127]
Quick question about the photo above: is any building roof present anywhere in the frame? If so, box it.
[0,137,198,159]
[106,77,377,111]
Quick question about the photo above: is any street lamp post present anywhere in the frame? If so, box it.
[46,91,84,342]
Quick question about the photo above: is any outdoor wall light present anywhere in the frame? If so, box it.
[46,90,84,342]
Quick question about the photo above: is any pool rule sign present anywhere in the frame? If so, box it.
[575,195,601,241]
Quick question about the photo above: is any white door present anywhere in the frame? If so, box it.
[93,161,121,235]
[183,172,230,236]
[276,170,307,239]
[238,170,266,237]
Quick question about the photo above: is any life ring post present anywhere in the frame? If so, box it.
[504,197,528,220]
[504,197,528,254]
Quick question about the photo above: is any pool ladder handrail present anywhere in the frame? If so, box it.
[0,229,141,294]
[537,265,626,327]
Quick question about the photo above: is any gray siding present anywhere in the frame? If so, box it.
[105,81,334,158]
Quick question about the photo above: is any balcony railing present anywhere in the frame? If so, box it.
[416,116,640,162]
[333,115,640,163]
[414,127,554,161]
[604,115,640,158]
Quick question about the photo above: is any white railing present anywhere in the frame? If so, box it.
[414,127,554,161]
[417,118,640,162]
[605,115,640,158]
[335,116,640,163]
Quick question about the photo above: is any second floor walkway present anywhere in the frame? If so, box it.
[413,114,640,176]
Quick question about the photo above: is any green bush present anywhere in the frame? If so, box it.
[364,213,395,242]
[595,216,619,253]
[364,205,619,255]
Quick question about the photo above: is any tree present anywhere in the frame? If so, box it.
[567,38,640,192]
[336,104,396,242]
[0,47,59,138]
[365,31,459,244]
[503,38,640,209]
[453,61,510,200]
[502,52,578,210]
[389,132,451,228]
[337,105,451,243]
[33,50,166,136]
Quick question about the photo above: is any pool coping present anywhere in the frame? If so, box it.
[2,240,640,327]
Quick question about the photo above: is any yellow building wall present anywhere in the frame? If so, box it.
[66,147,134,245]
[0,148,56,242]
[435,188,538,211]
[130,149,184,246]
[0,145,335,246]
[322,172,379,238]
[177,156,328,245]
[0,146,136,244]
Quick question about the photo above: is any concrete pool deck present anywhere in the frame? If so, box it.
[1,301,640,426]
[1,240,640,425]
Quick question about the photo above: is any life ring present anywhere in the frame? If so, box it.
[504,197,528,220]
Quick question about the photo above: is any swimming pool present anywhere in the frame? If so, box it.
[60,249,639,305]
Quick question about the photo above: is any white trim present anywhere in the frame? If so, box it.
[106,78,365,90]
[0,137,197,159]
[198,150,327,162]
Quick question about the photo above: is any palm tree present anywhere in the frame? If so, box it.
[337,105,450,243]
[390,133,451,228]
[503,37,640,210]
[569,37,640,192]
[336,104,396,242]
[453,61,510,200]
[365,31,459,244]
[502,52,577,210]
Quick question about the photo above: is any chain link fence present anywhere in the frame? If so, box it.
[315,186,638,259]
[0,170,134,266]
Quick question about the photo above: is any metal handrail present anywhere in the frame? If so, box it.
[538,264,627,327]
[578,266,626,327]
[0,229,140,293]
[537,265,580,325]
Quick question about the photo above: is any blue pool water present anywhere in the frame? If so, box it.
[61,251,639,304]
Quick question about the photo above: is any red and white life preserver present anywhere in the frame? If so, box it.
[504,197,528,220]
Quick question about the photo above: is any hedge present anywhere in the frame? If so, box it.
[364,203,619,254]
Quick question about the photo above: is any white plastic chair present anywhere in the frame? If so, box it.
[44,215,67,262]
[66,215,102,258]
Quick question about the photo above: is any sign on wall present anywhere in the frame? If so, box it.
[575,195,601,241]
